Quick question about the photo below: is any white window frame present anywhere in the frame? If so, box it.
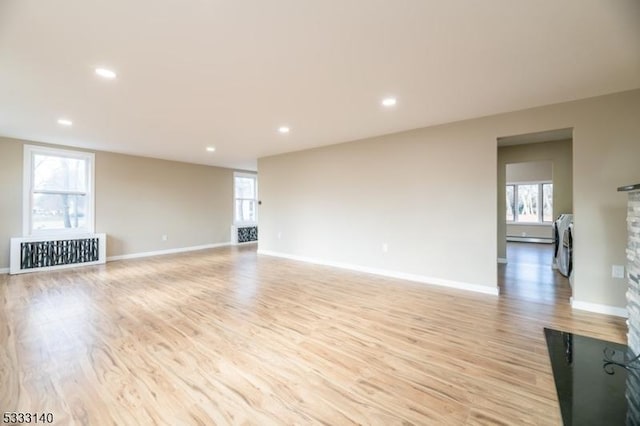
[506,180,553,225]
[23,145,95,236]
[233,172,258,226]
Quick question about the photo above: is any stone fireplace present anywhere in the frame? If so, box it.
[619,183,640,423]
[619,183,640,356]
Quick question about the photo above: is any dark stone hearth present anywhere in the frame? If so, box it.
[544,328,639,425]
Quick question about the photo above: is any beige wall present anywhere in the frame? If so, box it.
[500,142,572,243]
[0,140,22,270]
[259,122,499,289]
[506,160,553,183]
[259,89,640,308]
[96,151,233,256]
[0,137,234,268]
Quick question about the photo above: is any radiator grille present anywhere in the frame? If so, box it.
[238,226,258,243]
[20,238,100,270]
[10,233,106,274]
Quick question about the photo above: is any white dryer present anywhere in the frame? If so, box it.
[553,214,574,277]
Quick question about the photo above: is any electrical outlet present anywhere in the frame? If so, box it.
[612,265,625,279]
[521,232,527,237]
[161,234,168,241]
[382,243,388,253]
[277,232,282,240]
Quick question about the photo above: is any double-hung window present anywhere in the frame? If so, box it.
[23,145,95,236]
[506,182,553,223]
[234,172,258,225]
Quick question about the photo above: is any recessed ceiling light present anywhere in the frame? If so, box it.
[95,68,117,79]
[206,146,216,152]
[382,97,397,107]
[57,119,73,126]
[278,126,290,134]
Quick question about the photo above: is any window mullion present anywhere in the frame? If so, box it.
[513,185,520,223]
[539,183,543,223]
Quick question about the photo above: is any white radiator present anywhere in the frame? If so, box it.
[10,233,106,275]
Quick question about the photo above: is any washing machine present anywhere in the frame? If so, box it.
[554,214,573,277]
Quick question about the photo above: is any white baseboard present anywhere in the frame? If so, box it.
[0,267,9,275]
[107,242,230,262]
[497,257,507,264]
[570,297,628,318]
[258,250,499,296]
[236,241,258,246]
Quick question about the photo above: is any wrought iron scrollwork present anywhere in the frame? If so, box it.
[603,347,640,375]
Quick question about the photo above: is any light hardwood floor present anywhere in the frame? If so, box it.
[499,242,573,305]
[0,244,627,425]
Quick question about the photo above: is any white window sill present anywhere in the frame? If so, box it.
[506,222,552,227]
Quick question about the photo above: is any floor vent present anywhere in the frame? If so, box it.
[10,233,106,274]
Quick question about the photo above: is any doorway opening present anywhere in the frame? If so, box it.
[497,128,573,304]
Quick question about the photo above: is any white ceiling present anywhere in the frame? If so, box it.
[1,1,639,171]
